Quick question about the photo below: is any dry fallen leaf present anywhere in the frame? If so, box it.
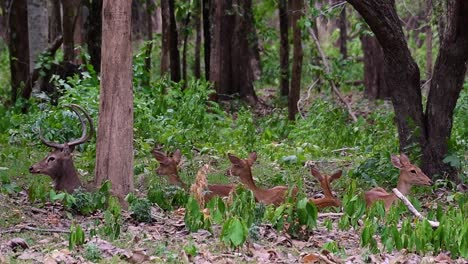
[302,253,319,263]
[7,238,29,251]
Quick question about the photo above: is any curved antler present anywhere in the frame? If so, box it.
[39,104,94,149]
[67,104,94,147]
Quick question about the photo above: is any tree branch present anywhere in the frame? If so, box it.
[392,188,439,228]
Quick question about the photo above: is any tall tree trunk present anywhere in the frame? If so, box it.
[193,0,201,79]
[144,0,154,85]
[48,0,61,42]
[347,0,426,152]
[202,0,211,80]
[424,0,432,85]
[27,0,48,73]
[278,0,289,97]
[85,0,102,73]
[9,0,30,102]
[95,0,134,201]
[160,0,170,76]
[168,0,180,82]
[181,11,191,87]
[422,0,468,180]
[288,0,303,120]
[61,0,80,62]
[338,5,347,59]
[360,34,390,100]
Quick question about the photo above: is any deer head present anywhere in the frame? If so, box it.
[152,149,186,189]
[309,167,342,208]
[29,104,93,193]
[226,152,258,190]
[391,153,432,194]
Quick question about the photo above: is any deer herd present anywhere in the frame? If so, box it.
[30,104,433,213]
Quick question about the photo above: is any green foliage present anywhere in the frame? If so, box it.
[84,244,102,262]
[101,196,121,241]
[147,185,188,211]
[220,217,249,249]
[69,222,86,250]
[184,196,211,232]
[126,193,152,223]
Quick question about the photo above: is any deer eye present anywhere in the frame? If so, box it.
[47,157,56,162]
[410,169,417,174]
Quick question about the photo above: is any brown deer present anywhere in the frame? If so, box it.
[152,149,234,200]
[227,152,343,208]
[365,153,432,210]
[29,104,93,193]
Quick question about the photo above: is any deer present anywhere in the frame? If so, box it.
[29,104,93,193]
[365,153,432,210]
[152,149,234,201]
[226,152,343,208]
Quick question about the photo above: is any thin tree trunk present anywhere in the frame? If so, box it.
[145,0,154,85]
[424,0,432,84]
[338,5,347,59]
[48,0,61,42]
[85,0,102,73]
[360,34,390,99]
[61,0,80,62]
[181,11,191,87]
[160,0,170,75]
[193,0,201,79]
[168,0,180,82]
[28,0,48,74]
[95,0,134,201]
[422,0,468,180]
[279,0,289,97]
[9,0,30,102]
[288,0,303,120]
[202,0,210,80]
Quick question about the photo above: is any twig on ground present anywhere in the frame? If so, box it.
[297,79,319,119]
[392,188,440,228]
[331,147,358,153]
[318,212,344,218]
[1,225,70,234]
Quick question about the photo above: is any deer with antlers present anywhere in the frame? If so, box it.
[152,149,234,200]
[365,153,432,210]
[226,152,342,208]
[29,104,93,193]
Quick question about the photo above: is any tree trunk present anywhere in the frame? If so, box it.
[338,5,347,59]
[347,0,426,153]
[160,0,170,75]
[144,0,154,85]
[288,0,303,120]
[193,0,201,79]
[95,0,134,200]
[168,0,181,82]
[181,11,191,87]
[360,34,390,100]
[48,0,61,42]
[8,0,30,102]
[61,0,80,62]
[278,0,289,97]
[202,0,211,80]
[28,0,48,73]
[422,0,468,180]
[85,0,102,73]
[424,0,432,84]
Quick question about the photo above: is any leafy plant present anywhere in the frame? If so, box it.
[69,222,85,249]
[101,196,121,240]
[126,193,152,223]
[220,217,248,249]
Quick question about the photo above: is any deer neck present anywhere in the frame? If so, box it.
[168,173,187,190]
[396,172,412,195]
[239,169,260,192]
[54,160,82,193]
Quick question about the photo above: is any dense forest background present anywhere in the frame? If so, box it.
[0,0,466,263]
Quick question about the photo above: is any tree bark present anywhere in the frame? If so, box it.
[95,0,134,200]
[422,0,468,180]
[338,5,347,59]
[424,0,432,83]
[27,0,48,74]
[288,0,303,120]
[48,0,61,42]
[360,34,390,100]
[160,0,170,75]
[278,0,289,97]
[144,0,154,85]
[181,11,191,87]
[168,0,181,82]
[347,0,426,153]
[193,0,202,79]
[202,0,211,80]
[61,0,80,62]
[84,0,102,73]
[8,0,30,102]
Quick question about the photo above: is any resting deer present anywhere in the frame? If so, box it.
[227,152,343,208]
[152,149,234,200]
[29,104,93,193]
[365,153,432,210]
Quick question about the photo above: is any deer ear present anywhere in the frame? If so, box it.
[173,149,182,164]
[310,167,324,181]
[228,153,242,165]
[330,170,342,182]
[399,153,411,166]
[391,154,403,168]
[247,152,257,165]
[152,150,168,163]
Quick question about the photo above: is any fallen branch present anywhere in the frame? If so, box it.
[392,188,439,228]
[318,212,344,218]
[297,79,319,119]
[0,225,70,234]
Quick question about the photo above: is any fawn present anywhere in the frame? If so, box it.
[227,152,342,207]
[29,104,93,193]
[365,153,432,210]
[152,149,234,200]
